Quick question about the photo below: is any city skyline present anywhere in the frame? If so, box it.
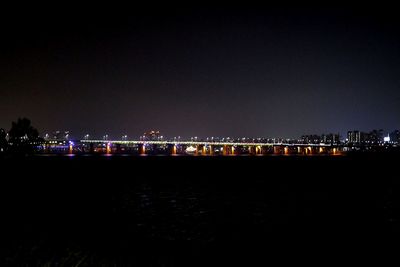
[34,126,398,143]
[1,6,399,138]
[3,116,398,141]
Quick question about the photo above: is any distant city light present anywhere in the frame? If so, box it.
[384,135,390,142]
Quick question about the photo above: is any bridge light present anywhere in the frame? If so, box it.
[284,147,289,155]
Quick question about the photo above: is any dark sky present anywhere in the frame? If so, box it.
[1,6,399,139]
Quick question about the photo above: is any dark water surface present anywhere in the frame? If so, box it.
[1,154,399,265]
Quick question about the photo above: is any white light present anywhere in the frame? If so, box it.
[384,135,390,142]
[186,146,196,152]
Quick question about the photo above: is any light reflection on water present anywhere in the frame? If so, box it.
[116,183,215,241]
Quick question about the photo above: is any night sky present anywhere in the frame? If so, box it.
[1,6,399,139]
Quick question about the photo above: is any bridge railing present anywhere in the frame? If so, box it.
[79,140,334,147]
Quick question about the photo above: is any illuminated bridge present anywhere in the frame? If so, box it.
[65,140,341,156]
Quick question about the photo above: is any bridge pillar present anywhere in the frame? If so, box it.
[248,146,254,155]
[235,146,243,155]
[166,144,177,155]
[140,144,146,155]
[116,144,122,153]
[106,143,111,154]
[166,144,172,155]
[262,146,269,155]
[223,145,228,156]
[284,147,289,155]
[151,144,158,155]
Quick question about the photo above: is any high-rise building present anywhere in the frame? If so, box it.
[390,130,400,144]
[324,133,340,145]
[347,131,361,143]
[366,129,383,144]
[141,130,162,141]
[300,133,341,145]
[51,131,70,140]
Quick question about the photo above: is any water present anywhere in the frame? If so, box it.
[1,154,399,265]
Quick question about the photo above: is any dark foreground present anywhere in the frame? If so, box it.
[1,154,400,265]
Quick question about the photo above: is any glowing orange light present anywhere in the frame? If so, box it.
[141,144,146,155]
[106,143,111,154]
[173,145,177,155]
[284,147,289,155]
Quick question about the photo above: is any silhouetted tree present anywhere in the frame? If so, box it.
[0,128,7,153]
[8,118,41,154]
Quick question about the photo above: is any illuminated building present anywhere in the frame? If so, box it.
[141,130,162,141]
[389,130,400,144]
[347,131,361,144]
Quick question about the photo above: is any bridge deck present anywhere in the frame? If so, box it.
[80,140,334,147]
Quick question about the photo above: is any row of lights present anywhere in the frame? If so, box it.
[82,135,284,143]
